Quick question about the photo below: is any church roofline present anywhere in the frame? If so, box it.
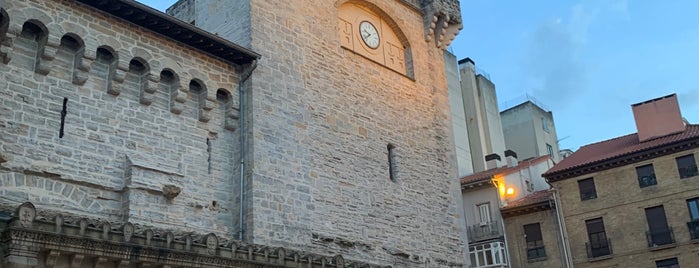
[75,0,260,65]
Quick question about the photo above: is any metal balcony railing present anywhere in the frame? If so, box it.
[586,238,612,258]
[468,221,502,243]
[688,221,699,240]
[646,228,675,247]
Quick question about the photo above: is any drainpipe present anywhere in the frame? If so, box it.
[551,188,573,268]
[237,60,257,241]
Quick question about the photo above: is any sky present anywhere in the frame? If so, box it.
[141,0,699,151]
[449,0,699,150]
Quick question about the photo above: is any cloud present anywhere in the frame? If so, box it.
[527,18,587,110]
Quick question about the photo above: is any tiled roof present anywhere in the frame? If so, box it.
[544,124,699,180]
[460,155,551,186]
[502,190,552,210]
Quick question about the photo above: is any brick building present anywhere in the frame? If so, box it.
[544,94,699,268]
[0,0,467,267]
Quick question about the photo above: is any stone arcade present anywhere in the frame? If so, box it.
[0,0,466,267]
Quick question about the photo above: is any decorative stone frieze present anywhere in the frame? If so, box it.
[0,202,389,268]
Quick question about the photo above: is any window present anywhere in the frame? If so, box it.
[645,206,674,247]
[585,218,611,258]
[578,178,597,201]
[524,223,546,260]
[541,117,549,132]
[687,198,699,240]
[636,164,657,188]
[546,144,554,158]
[387,144,396,182]
[469,241,507,267]
[655,257,679,268]
[477,203,491,225]
[676,154,698,179]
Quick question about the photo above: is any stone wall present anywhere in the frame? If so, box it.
[170,0,466,266]
[0,0,243,238]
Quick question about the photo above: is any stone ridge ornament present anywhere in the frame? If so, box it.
[206,233,218,255]
[16,202,36,227]
[123,222,134,242]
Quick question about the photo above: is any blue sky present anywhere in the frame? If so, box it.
[142,0,698,150]
[450,0,699,150]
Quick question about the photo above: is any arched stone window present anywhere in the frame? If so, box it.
[57,34,86,84]
[16,20,48,72]
[0,9,9,64]
[94,46,118,94]
[161,69,183,114]
[127,58,149,96]
[189,79,208,121]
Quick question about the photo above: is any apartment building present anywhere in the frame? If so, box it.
[543,94,699,268]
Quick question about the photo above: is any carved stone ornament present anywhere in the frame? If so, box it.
[79,218,88,235]
[162,184,182,199]
[55,214,64,233]
[334,255,345,267]
[145,229,154,245]
[206,233,218,255]
[16,202,36,227]
[123,222,134,242]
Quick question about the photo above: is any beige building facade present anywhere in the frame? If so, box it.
[0,0,468,267]
[500,100,561,164]
[456,58,506,173]
[544,94,699,268]
[500,190,567,268]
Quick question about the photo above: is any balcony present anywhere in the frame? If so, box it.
[688,221,699,240]
[586,238,612,259]
[468,221,503,243]
[679,165,698,179]
[646,228,676,248]
[469,241,508,268]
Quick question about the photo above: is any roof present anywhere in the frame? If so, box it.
[460,155,551,186]
[76,0,260,65]
[500,190,553,217]
[544,124,699,181]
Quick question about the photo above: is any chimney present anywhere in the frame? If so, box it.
[504,150,518,167]
[485,153,501,170]
[632,94,685,142]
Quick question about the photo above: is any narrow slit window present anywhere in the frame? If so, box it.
[59,98,68,138]
[387,144,396,182]
[206,137,212,174]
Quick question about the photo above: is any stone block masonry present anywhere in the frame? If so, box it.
[170,0,467,267]
[0,0,244,238]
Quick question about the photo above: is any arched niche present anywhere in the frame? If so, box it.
[57,33,85,82]
[93,46,118,93]
[127,57,149,95]
[16,20,48,71]
[337,1,413,77]
[189,79,209,122]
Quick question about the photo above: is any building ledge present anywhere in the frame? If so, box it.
[587,254,613,262]
[527,257,547,263]
[648,243,677,251]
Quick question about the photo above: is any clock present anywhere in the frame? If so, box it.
[359,21,380,49]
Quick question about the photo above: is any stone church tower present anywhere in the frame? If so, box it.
[166,0,466,266]
[0,0,465,267]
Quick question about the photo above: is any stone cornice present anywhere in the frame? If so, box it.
[545,138,699,182]
[0,202,390,268]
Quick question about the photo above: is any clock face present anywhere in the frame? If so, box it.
[359,21,380,49]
